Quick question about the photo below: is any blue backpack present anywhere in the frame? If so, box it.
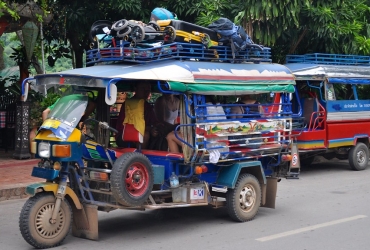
[208,18,262,51]
[151,8,177,21]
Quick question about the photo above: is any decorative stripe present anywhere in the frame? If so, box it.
[328,140,353,148]
[193,73,294,81]
[297,140,325,149]
[327,111,370,121]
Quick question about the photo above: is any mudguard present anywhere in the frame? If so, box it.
[216,161,266,188]
[26,182,82,210]
[216,161,277,208]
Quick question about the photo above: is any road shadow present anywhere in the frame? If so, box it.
[300,156,354,172]
[294,156,370,181]
[96,205,232,241]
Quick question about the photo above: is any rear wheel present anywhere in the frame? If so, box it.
[111,152,154,206]
[349,142,369,171]
[226,174,261,222]
[163,26,176,43]
[131,25,145,43]
[19,193,72,249]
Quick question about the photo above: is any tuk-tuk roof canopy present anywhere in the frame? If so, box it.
[284,63,370,82]
[285,53,370,83]
[34,60,295,94]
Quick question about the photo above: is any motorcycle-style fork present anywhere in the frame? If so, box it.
[50,162,69,224]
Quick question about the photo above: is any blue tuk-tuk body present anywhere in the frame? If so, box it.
[20,42,299,249]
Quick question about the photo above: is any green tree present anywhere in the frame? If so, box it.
[3,0,370,69]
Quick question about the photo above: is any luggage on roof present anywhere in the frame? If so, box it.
[156,19,218,47]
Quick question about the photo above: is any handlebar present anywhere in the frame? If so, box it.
[99,121,118,134]
[83,118,118,134]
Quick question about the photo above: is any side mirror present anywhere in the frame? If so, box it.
[105,83,117,105]
[22,80,29,102]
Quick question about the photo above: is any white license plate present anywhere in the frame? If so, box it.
[190,188,205,200]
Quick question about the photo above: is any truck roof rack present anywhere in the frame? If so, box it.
[86,42,271,65]
[286,53,370,66]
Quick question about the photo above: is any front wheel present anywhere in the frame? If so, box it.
[349,142,369,171]
[19,193,72,249]
[226,174,261,222]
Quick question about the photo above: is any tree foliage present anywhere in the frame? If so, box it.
[230,0,309,47]
[299,0,370,55]
[1,0,370,70]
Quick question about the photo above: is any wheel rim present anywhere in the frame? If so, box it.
[239,184,256,212]
[125,162,149,197]
[35,202,65,239]
[117,27,131,38]
[148,21,160,31]
[164,27,175,42]
[356,149,366,165]
[132,26,144,42]
[112,19,128,31]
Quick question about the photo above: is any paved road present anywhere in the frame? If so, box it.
[1,159,370,250]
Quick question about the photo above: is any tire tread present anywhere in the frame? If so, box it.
[19,193,72,249]
[226,173,261,222]
[111,152,154,206]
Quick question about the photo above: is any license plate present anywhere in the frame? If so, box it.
[190,188,205,200]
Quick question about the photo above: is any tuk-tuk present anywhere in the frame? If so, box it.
[286,53,370,170]
[19,43,298,249]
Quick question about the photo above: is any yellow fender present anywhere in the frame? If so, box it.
[26,182,82,209]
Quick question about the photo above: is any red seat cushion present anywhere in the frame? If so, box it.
[113,148,184,160]
[122,123,143,143]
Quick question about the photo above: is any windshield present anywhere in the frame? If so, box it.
[48,94,88,128]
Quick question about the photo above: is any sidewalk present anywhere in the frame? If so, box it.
[0,150,41,201]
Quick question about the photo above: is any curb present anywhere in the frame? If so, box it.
[0,159,39,169]
[0,186,30,201]
[0,159,40,201]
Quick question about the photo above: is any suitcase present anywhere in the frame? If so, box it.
[156,20,219,47]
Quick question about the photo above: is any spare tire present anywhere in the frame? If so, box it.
[111,152,154,206]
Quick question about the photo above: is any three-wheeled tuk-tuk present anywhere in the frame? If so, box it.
[19,42,299,248]
[286,53,370,170]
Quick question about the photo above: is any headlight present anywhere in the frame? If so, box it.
[38,142,50,158]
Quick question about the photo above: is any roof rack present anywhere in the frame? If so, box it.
[86,42,271,65]
[286,53,370,66]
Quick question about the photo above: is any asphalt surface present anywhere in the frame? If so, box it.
[1,157,370,250]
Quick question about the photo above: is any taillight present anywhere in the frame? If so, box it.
[195,165,208,174]
[195,166,203,174]
[282,154,292,161]
[89,171,109,181]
